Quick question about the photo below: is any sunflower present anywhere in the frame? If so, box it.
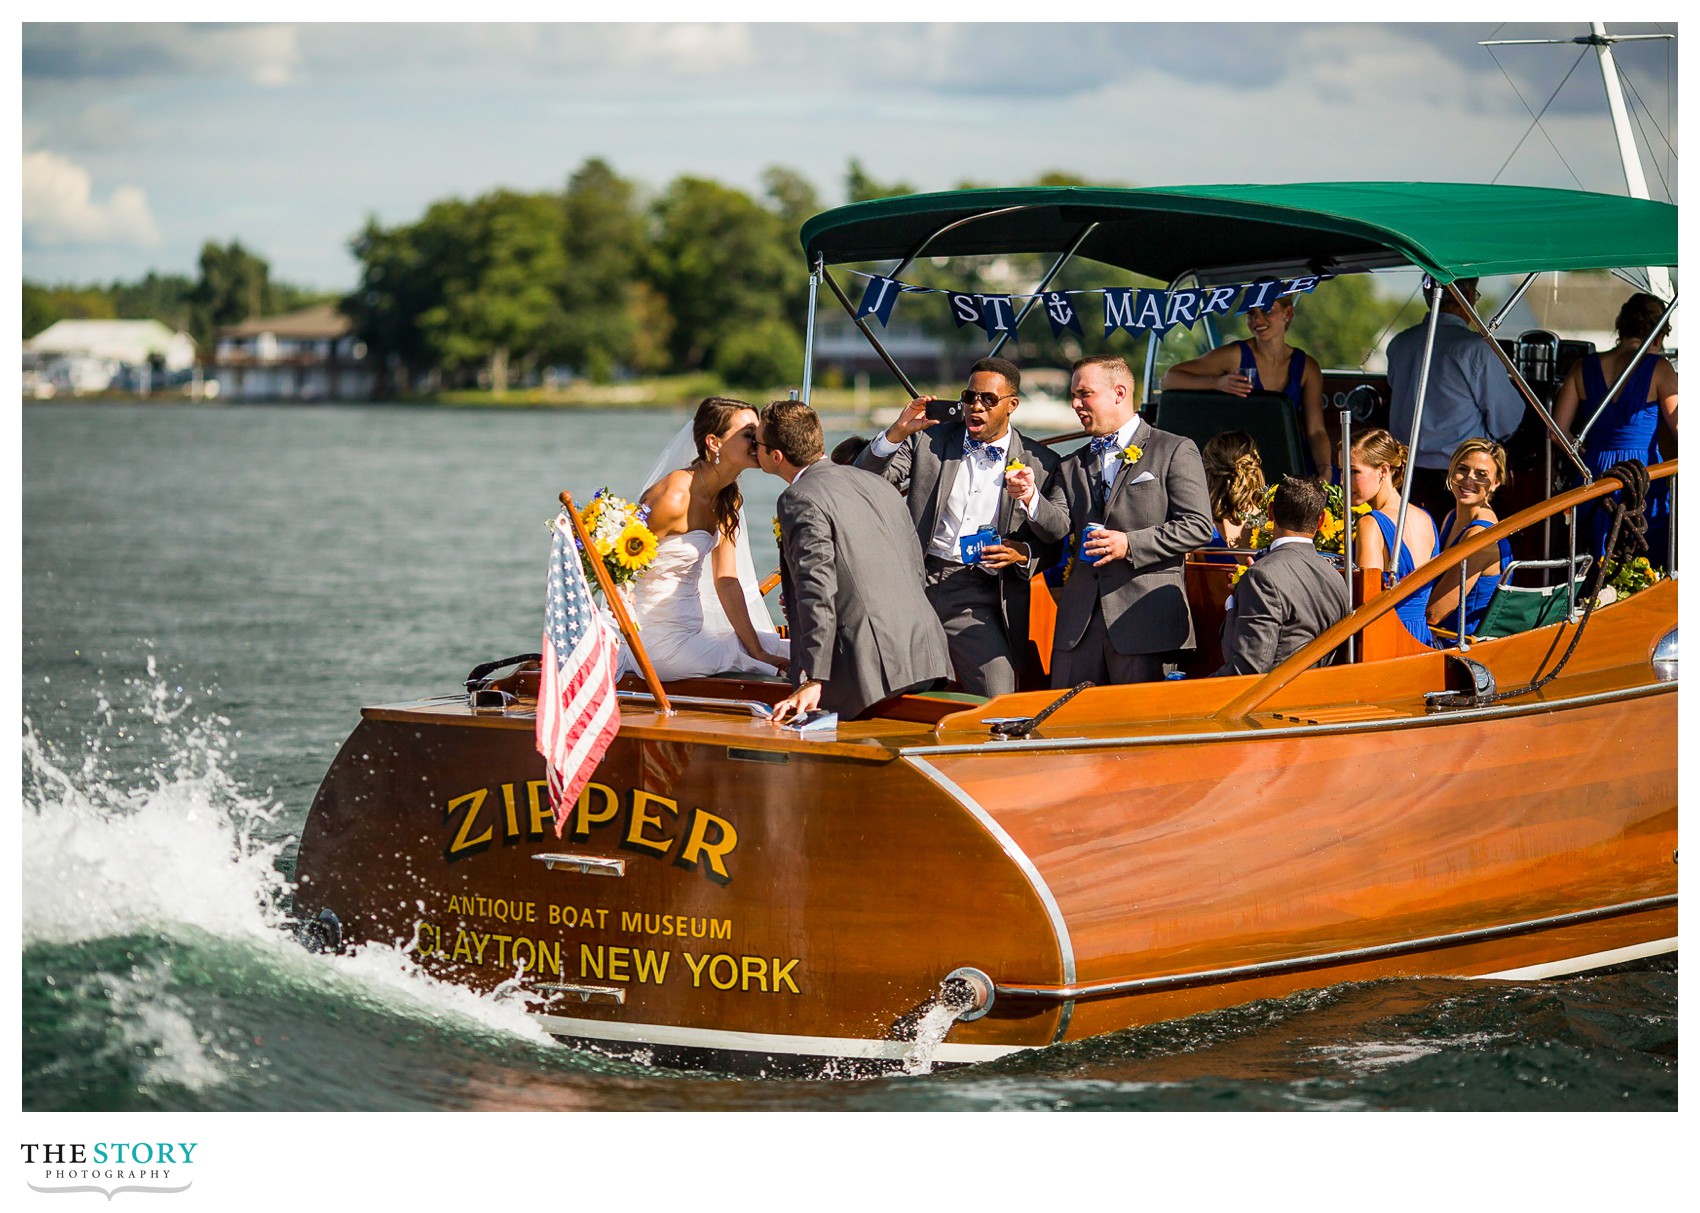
[614,521,658,570]
[579,498,604,533]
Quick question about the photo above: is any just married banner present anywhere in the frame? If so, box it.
[852,272,1324,342]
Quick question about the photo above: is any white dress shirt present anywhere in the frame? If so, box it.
[869,427,1023,564]
[1092,415,1146,499]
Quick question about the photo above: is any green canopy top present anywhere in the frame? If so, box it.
[799,182,1677,284]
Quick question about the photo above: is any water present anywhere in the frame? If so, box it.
[19,403,1678,1115]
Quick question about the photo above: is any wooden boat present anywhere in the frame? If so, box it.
[294,184,1677,1075]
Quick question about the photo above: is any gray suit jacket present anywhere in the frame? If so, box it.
[1027,419,1216,654]
[853,421,1062,653]
[1212,541,1351,677]
[777,461,951,719]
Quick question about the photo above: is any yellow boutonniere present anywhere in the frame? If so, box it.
[1005,457,1026,472]
[1118,444,1143,466]
[772,516,782,543]
[1229,566,1246,587]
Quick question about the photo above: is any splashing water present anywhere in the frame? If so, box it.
[23,658,292,946]
[902,1001,968,1076]
[22,662,558,1061]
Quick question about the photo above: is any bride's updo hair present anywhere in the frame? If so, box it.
[692,396,753,541]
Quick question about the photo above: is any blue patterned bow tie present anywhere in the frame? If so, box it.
[963,437,1005,468]
[1087,434,1121,458]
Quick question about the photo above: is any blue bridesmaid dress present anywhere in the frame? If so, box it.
[1368,508,1440,648]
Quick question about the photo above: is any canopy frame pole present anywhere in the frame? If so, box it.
[558,491,671,715]
[801,259,822,404]
[1488,273,1541,331]
[1339,405,1356,663]
[819,264,922,398]
[1389,280,1444,586]
[888,204,1035,280]
[989,221,1100,359]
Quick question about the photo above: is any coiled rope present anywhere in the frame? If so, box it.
[1477,459,1651,706]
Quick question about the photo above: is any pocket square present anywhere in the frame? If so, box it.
[1128,470,1157,486]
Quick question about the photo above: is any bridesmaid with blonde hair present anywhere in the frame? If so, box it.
[1345,428,1440,647]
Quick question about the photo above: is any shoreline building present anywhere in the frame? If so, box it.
[212,303,375,402]
[23,318,197,397]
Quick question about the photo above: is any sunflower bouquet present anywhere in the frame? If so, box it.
[570,488,658,592]
[1600,554,1663,599]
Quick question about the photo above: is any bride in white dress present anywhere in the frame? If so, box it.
[616,397,789,681]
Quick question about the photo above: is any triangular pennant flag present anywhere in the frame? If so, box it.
[855,275,903,327]
[1103,288,1136,337]
[1134,288,1173,338]
[1042,291,1082,337]
[948,292,982,330]
[974,294,1017,340]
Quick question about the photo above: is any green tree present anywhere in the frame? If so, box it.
[1286,275,1404,370]
[845,158,915,203]
[187,241,271,349]
[558,158,650,381]
[761,165,822,233]
[345,215,439,394]
[647,176,798,373]
[416,190,567,393]
[21,282,116,338]
[713,316,805,389]
[111,272,195,331]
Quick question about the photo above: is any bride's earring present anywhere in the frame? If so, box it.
[713,448,721,466]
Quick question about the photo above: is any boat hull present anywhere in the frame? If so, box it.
[294,587,1676,1074]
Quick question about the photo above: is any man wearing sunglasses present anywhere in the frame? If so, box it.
[854,356,1061,697]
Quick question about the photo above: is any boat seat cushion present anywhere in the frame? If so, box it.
[1148,389,1310,481]
[1474,581,1578,638]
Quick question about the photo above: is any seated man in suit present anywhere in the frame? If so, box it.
[757,399,950,723]
[854,356,1061,697]
[1212,476,1351,677]
[1005,354,1216,686]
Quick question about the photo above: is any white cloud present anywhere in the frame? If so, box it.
[22,150,162,248]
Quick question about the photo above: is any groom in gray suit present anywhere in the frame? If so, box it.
[1006,354,1215,686]
[1213,477,1351,677]
[853,356,1061,697]
[757,399,950,723]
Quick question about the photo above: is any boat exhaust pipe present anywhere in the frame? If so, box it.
[939,966,994,1022]
[293,908,344,954]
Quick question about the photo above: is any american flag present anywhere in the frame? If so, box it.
[535,510,621,837]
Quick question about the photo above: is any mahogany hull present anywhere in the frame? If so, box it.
[294,583,1677,1074]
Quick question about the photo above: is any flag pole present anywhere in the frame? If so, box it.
[559,490,672,715]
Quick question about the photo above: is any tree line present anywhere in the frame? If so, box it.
[23,243,333,353]
[24,157,1409,394]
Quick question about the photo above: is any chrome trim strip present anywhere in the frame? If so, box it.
[906,756,1076,1044]
[616,691,773,718]
[904,681,1670,757]
[530,1012,1031,1063]
[533,853,626,877]
[1475,936,1676,980]
[534,982,626,1004]
[994,895,1677,1001]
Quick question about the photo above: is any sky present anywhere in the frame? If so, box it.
[17,15,1682,294]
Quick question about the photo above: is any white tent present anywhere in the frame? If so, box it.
[25,319,197,372]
